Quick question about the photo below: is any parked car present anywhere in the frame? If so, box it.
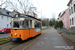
[0,28,11,34]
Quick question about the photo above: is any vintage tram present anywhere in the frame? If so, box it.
[11,15,42,41]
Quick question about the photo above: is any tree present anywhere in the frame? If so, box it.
[0,0,7,8]
[49,18,56,26]
[1,0,33,15]
[54,20,63,29]
[59,20,63,28]
[42,18,49,26]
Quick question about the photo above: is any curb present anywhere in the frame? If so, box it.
[61,33,75,50]
[57,30,75,49]
[61,33,75,45]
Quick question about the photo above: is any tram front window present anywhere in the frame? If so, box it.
[12,19,29,29]
[13,21,20,28]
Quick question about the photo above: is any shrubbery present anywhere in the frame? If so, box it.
[55,21,63,29]
[0,36,11,42]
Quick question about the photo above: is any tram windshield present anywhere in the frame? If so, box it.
[11,19,29,29]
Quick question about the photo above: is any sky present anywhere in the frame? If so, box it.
[32,0,69,19]
[0,0,70,20]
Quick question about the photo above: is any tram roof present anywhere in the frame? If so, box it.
[12,15,41,21]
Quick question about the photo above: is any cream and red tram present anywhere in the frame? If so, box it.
[11,15,42,41]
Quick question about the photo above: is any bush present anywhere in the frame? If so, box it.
[55,21,63,29]
[0,37,2,42]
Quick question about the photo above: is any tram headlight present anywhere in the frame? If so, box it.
[15,33,17,36]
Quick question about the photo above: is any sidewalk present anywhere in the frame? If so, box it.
[25,28,72,50]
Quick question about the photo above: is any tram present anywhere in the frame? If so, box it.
[11,14,42,41]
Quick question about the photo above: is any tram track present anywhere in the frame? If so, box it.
[0,28,50,50]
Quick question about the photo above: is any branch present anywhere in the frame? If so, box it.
[0,1,7,6]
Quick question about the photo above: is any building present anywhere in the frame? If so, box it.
[13,10,24,15]
[13,7,38,18]
[0,8,14,29]
[67,0,75,29]
[58,9,70,28]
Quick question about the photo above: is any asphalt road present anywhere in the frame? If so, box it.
[25,28,72,50]
[0,33,10,38]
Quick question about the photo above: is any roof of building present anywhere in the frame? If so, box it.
[58,9,68,17]
[67,0,72,6]
[13,10,24,15]
[0,8,15,17]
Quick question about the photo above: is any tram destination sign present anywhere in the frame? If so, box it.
[13,18,20,21]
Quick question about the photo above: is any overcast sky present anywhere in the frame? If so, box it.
[32,0,69,19]
[0,0,70,19]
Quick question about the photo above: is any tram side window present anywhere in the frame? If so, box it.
[20,21,24,28]
[30,20,32,28]
[23,19,29,28]
[13,21,19,28]
[35,21,41,28]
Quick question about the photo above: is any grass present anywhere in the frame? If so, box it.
[66,34,75,39]
[0,36,11,44]
[0,42,3,44]
[1,36,11,41]
[60,30,62,32]
[42,27,49,30]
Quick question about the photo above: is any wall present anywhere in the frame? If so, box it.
[0,15,11,29]
[60,9,70,28]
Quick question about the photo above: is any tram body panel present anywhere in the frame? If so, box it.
[22,29,30,40]
[29,29,35,37]
[11,29,23,38]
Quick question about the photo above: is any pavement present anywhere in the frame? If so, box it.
[25,27,72,50]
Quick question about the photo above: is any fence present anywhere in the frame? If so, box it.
[61,28,75,43]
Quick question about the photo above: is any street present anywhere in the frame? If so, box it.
[25,27,71,50]
[0,27,73,50]
[0,33,10,38]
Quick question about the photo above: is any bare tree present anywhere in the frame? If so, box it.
[5,0,33,15]
[0,0,7,8]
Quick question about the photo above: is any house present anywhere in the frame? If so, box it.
[13,9,38,18]
[0,8,14,29]
[13,10,24,15]
[67,0,75,29]
[58,9,70,28]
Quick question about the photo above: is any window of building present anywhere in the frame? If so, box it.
[72,18,74,25]
[7,17,9,21]
[69,9,71,15]
[2,15,3,19]
[7,24,8,27]
[7,12,9,15]
[70,19,71,25]
[71,7,73,14]
[74,4,75,12]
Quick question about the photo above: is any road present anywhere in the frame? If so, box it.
[0,33,10,38]
[0,27,73,50]
[25,28,72,50]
